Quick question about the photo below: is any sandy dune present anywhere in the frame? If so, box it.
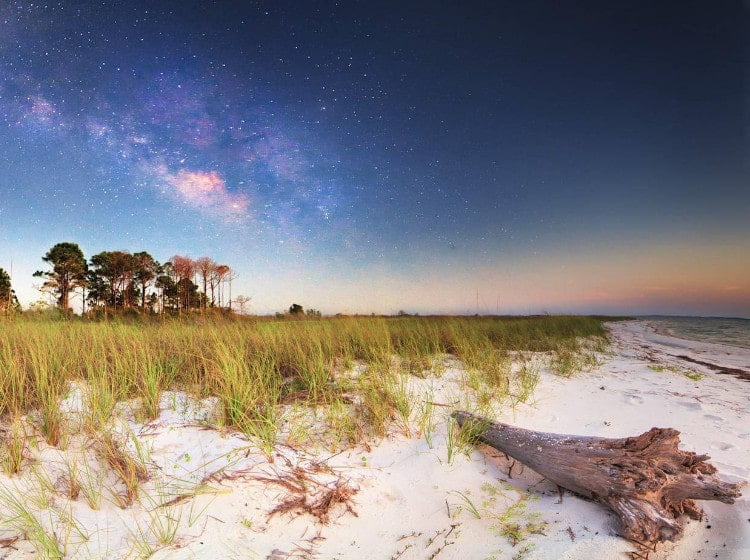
[0,320,747,559]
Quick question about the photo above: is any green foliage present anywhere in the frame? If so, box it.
[0,315,606,450]
[0,268,11,301]
[450,482,547,555]
[34,242,87,311]
[31,242,234,317]
[0,268,20,313]
[649,363,703,381]
[0,313,607,556]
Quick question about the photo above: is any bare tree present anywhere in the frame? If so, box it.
[214,264,231,307]
[234,295,251,315]
[226,269,238,312]
[195,257,215,311]
[207,262,224,308]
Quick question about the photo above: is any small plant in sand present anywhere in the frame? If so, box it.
[649,363,703,381]
[82,365,119,436]
[325,396,364,449]
[95,432,148,508]
[27,465,57,510]
[187,492,216,528]
[415,395,436,448]
[355,363,412,439]
[551,346,578,377]
[127,522,157,559]
[551,337,602,378]
[281,403,318,448]
[449,481,546,556]
[55,502,91,553]
[61,457,82,501]
[137,361,166,422]
[206,340,282,456]
[0,483,64,559]
[29,350,67,448]
[142,482,184,546]
[1,415,29,475]
[75,452,106,510]
[446,412,489,464]
[449,490,481,519]
[510,359,539,404]
[485,484,546,550]
[445,416,458,464]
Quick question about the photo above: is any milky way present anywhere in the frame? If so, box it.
[2,32,338,232]
[1,2,748,316]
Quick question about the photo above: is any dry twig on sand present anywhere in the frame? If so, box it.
[258,466,359,524]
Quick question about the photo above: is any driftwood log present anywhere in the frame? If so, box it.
[453,411,742,545]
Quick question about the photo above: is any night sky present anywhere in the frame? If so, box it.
[1,1,748,316]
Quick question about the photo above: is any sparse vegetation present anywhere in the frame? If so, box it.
[648,363,704,381]
[0,313,608,556]
[449,481,547,556]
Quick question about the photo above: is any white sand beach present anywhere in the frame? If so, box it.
[0,320,747,559]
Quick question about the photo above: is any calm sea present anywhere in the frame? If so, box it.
[641,316,750,350]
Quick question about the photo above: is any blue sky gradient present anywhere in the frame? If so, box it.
[1,1,748,316]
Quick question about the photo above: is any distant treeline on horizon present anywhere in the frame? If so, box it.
[1,243,643,320]
[1,241,239,316]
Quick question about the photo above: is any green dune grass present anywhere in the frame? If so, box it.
[0,315,608,456]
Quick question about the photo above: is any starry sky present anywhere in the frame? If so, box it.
[1,1,749,317]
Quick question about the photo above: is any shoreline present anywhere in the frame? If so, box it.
[620,320,750,382]
[642,316,750,351]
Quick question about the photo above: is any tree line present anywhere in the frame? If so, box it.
[31,242,237,316]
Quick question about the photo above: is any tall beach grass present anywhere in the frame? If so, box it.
[0,315,607,452]
[0,314,610,555]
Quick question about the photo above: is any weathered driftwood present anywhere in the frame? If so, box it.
[453,411,742,545]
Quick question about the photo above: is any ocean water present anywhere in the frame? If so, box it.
[642,316,750,350]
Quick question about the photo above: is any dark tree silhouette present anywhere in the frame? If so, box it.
[89,251,136,309]
[34,242,87,311]
[133,252,161,310]
[85,267,108,309]
[170,255,195,313]
[155,273,177,314]
[178,277,203,309]
[0,268,19,312]
[28,242,233,318]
